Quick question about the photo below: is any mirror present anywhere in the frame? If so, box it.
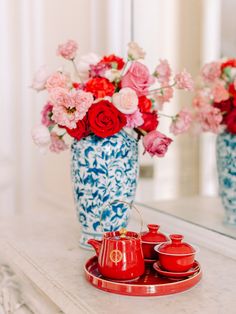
[131,0,236,239]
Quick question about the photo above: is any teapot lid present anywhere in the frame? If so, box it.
[106,229,139,241]
[157,234,195,255]
[141,224,168,243]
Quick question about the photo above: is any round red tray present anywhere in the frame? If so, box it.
[84,256,202,297]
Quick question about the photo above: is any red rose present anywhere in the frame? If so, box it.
[213,99,232,121]
[85,77,115,99]
[140,111,159,132]
[99,54,125,70]
[138,96,152,113]
[221,59,236,71]
[64,115,90,140]
[225,109,236,134]
[88,100,126,138]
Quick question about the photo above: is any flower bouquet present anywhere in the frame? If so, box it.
[31,40,193,247]
[192,59,236,224]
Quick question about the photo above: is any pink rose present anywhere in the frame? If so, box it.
[125,109,144,128]
[31,65,51,91]
[41,102,54,127]
[113,87,138,114]
[201,62,221,82]
[195,105,223,133]
[174,69,194,91]
[154,59,171,84]
[31,125,51,153]
[170,109,192,135]
[45,72,69,92]
[212,82,229,102]
[57,40,78,60]
[121,62,154,96]
[49,132,68,153]
[128,42,146,60]
[143,130,172,157]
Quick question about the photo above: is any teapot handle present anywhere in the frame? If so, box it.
[99,200,143,233]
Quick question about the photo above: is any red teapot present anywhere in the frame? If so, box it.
[88,229,145,280]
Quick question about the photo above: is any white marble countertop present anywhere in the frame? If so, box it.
[0,201,236,314]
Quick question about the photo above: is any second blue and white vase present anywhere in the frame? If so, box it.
[216,131,236,225]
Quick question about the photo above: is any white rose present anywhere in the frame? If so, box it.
[104,68,121,82]
[31,65,51,92]
[128,42,146,60]
[31,125,51,154]
[112,87,138,114]
[76,53,100,81]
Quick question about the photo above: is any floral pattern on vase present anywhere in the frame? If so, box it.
[71,130,139,249]
[216,131,236,225]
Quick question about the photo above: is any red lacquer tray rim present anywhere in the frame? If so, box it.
[84,256,202,297]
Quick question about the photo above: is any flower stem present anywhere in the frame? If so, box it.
[148,82,176,95]
[158,112,174,119]
[72,59,83,83]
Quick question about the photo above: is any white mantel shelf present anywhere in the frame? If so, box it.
[0,200,236,314]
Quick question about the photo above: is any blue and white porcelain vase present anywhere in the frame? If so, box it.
[216,131,236,225]
[71,130,139,249]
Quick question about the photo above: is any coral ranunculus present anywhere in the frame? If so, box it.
[85,77,115,99]
[140,112,158,132]
[88,100,126,138]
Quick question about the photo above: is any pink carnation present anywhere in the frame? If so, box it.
[193,89,211,109]
[57,40,78,60]
[212,82,229,102]
[153,86,173,110]
[125,109,144,128]
[49,132,68,153]
[143,130,172,157]
[89,63,109,78]
[41,102,54,127]
[201,62,221,82]
[50,88,93,129]
[45,72,69,92]
[195,105,223,133]
[31,125,51,153]
[175,69,194,91]
[31,65,51,92]
[170,109,192,135]
[155,59,171,84]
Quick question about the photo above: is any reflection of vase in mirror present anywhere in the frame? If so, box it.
[216,132,236,225]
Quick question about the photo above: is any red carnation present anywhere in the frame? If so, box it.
[88,100,126,138]
[99,54,125,70]
[140,111,159,132]
[221,59,236,71]
[138,96,152,113]
[64,115,90,141]
[225,109,236,134]
[85,77,115,99]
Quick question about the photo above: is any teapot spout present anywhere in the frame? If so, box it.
[87,239,102,256]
